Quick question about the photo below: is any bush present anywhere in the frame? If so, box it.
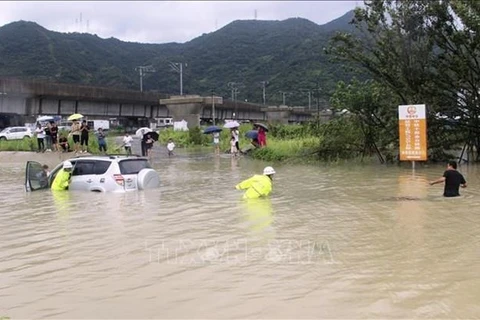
[188,127,205,145]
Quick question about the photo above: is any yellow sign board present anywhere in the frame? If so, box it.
[398,104,427,161]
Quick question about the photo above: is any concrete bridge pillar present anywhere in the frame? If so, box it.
[262,105,293,124]
[160,95,223,129]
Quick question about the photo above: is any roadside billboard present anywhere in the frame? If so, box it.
[398,104,427,161]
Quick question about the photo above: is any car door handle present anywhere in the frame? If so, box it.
[86,179,92,183]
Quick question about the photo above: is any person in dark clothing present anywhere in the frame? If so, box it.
[49,121,58,152]
[141,131,147,156]
[58,135,69,152]
[96,128,107,153]
[80,120,90,153]
[144,134,154,159]
[430,161,467,197]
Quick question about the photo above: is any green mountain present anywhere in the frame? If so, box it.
[0,10,357,107]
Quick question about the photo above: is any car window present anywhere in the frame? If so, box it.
[119,159,151,175]
[26,161,49,191]
[72,160,111,176]
[72,161,95,176]
[93,161,111,174]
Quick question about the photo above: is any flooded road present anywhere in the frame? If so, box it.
[0,149,479,319]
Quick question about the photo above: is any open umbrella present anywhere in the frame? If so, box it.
[224,121,240,129]
[203,126,223,134]
[254,122,269,132]
[68,113,83,121]
[37,115,54,122]
[143,131,159,141]
[135,127,152,138]
[245,130,258,140]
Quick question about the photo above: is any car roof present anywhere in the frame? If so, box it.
[69,154,149,161]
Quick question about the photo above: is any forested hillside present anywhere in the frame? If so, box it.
[0,10,357,106]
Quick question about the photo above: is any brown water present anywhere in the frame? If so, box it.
[0,150,479,319]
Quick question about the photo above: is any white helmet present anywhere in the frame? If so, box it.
[63,160,73,169]
[263,166,275,175]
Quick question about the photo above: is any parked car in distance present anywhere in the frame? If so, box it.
[0,126,34,140]
[25,155,160,193]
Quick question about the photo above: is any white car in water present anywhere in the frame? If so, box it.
[25,155,160,192]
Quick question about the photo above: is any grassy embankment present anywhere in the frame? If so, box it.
[1,119,372,164]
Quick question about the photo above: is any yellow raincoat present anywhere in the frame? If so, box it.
[235,174,272,199]
[51,169,71,191]
[243,198,273,232]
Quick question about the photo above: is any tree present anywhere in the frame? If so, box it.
[330,79,399,162]
[328,0,480,161]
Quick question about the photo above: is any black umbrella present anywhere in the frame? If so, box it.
[203,126,223,134]
[245,130,258,139]
[254,122,269,132]
[144,131,159,141]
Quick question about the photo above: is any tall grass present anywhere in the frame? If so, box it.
[0,138,36,151]
[250,136,322,163]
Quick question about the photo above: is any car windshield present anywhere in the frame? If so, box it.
[119,159,151,175]
[0,128,9,133]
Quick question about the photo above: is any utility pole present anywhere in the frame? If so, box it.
[308,90,311,109]
[228,82,236,100]
[279,91,288,105]
[0,80,6,111]
[228,82,240,119]
[300,89,312,109]
[169,62,186,95]
[313,84,321,130]
[260,81,268,105]
[233,87,239,119]
[211,89,216,125]
[135,65,156,92]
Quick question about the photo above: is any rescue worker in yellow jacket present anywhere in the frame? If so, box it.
[51,160,73,191]
[235,166,275,199]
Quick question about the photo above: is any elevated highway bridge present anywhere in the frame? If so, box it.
[0,78,330,128]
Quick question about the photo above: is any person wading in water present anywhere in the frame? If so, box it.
[430,160,467,197]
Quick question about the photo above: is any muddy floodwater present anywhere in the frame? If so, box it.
[0,149,479,319]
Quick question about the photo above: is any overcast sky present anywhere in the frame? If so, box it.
[0,1,358,44]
